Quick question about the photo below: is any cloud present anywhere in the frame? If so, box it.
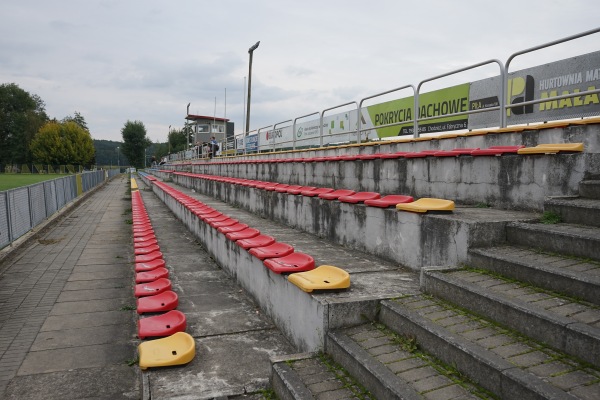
[1,0,598,142]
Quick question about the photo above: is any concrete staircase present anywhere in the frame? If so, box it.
[272,181,600,399]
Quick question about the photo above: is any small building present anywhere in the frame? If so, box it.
[185,114,234,145]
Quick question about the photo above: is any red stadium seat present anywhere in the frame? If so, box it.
[301,188,334,197]
[433,148,479,157]
[248,242,294,260]
[135,251,163,264]
[338,192,381,204]
[236,234,276,250]
[288,186,317,195]
[135,267,169,283]
[319,189,356,200]
[263,252,315,274]
[225,228,261,241]
[471,145,525,156]
[134,243,161,255]
[218,223,250,234]
[138,310,187,339]
[137,291,179,314]
[364,195,414,208]
[135,258,166,272]
[134,278,172,297]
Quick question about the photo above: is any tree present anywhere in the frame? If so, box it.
[168,128,187,153]
[62,111,88,132]
[30,121,95,165]
[0,83,48,165]
[121,120,151,168]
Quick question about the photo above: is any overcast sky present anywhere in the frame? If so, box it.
[1,0,598,142]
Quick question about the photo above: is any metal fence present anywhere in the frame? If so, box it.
[164,27,599,163]
[0,170,111,250]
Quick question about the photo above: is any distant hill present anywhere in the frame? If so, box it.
[93,139,129,167]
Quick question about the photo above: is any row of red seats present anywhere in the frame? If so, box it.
[185,146,528,166]
[131,189,186,339]
[173,172,415,208]
[150,180,317,274]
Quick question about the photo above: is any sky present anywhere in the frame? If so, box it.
[1,0,599,143]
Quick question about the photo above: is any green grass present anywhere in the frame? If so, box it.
[0,173,69,191]
[540,211,562,224]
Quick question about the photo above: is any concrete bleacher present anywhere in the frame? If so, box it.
[161,122,600,211]
[140,121,600,399]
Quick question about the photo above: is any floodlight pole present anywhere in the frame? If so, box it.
[245,41,260,135]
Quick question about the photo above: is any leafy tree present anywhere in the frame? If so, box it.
[62,111,88,132]
[0,83,48,165]
[30,121,95,165]
[121,120,151,168]
[168,128,187,153]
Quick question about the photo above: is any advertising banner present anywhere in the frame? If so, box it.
[363,84,470,138]
[260,111,359,150]
[361,50,600,138]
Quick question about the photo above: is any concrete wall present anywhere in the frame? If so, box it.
[169,173,535,271]
[159,124,600,212]
[145,179,412,351]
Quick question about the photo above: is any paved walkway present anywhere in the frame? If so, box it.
[0,176,140,399]
[0,175,297,399]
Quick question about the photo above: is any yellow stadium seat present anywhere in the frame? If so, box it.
[517,143,584,155]
[396,198,455,213]
[569,116,600,125]
[437,132,468,139]
[462,129,492,137]
[138,331,195,370]
[527,120,572,130]
[131,178,139,191]
[288,265,350,293]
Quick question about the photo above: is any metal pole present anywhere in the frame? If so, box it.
[246,41,260,136]
[242,77,246,134]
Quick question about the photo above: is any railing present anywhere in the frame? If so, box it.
[0,170,110,250]
[164,28,599,164]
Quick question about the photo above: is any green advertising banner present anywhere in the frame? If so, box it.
[365,83,470,138]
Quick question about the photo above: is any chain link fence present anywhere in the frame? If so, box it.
[0,170,114,250]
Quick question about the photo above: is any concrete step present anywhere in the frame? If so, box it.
[380,295,600,400]
[271,323,492,400]
[327,324,491,399]
[422,268,600,368]
[544,197,600,227]
[468,245,600,305]
[506,221,600,260]
[579,180,600,200]
[270,353,376,400]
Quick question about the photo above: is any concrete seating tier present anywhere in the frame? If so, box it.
[136,173,416,351]
[170,142,581,165]
[168,172,500,270]
[154,125,599,211]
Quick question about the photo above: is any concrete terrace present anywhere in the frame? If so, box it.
[0,120,599,399]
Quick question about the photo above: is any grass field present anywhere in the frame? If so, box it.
[0,174,69,192]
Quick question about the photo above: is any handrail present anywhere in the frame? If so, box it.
[416,59,505,136]
[257,125,273,152]
[358,85,416,142]
[293,111,320,150]
[320,101,358,147]
[504,27,600,127]
[272,119,293,152]
[208,28,599,155]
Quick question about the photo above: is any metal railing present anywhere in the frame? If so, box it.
[164,28,599,164]
[0,170,110,249]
